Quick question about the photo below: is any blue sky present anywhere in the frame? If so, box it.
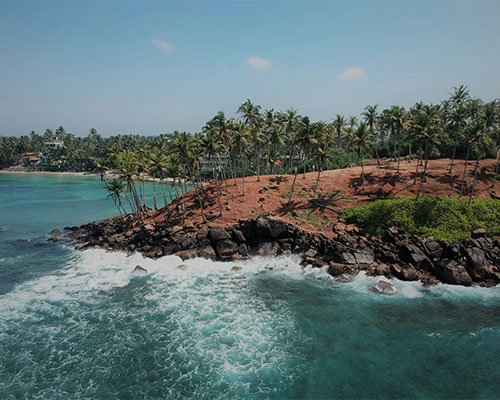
[1,0,499,137]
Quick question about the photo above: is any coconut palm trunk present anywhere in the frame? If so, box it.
[469,151,481,204]
[360,152,366,192]
[449,144,457,174]
[492,151,500,188]
[459,145,471,197]
[287,167,299,205]
[416,144,431,200]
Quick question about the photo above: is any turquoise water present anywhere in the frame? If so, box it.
[1,174,500,399]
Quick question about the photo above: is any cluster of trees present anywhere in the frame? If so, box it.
[1,85,499,216]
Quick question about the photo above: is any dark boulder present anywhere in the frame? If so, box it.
[391,264,419,281]
[464,247,494,280]
[256,241,280,257]
[132,265,148,275]
[51,228,61,235]
[371,280,396,294]
[471,228,487,239]
[209,226,231,242]
[328,262,348,276]
[353,246,375,265]
[400,244,428,267]
[423,240,443,258]
[436,260,472,286]
[235,243,250,258]
[197,246,217,261]
[216,239,238,260]
[231,229,246,244]
[174,249,198,260]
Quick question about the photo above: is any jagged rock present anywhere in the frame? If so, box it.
[335,273,356,283]
[51,228,61,235]
[48,236,59,243]
[176,264,188,270]
[216,239,238,260]
[464,247,490,280]
[375,263,391,276]
[400,243,428,267]
[337,250,356,265]
[304,248,317,258]
[436,260,472,286]
[471,228,487,239]
[328,262,348,276]
[143,224,155,232]
[353,247,374,264]
[231,229,246,244]
[231,265,242,271]
[209,226,231,242]
[268,218,289,238]
[197,246,216,261]
[311,258,328,268]
[196,227,211,247]
[174,249,198,260]
[132,265,148,275]
[257,241,280,257]
[171,225,183,235]
[163,243,180,255]
[371,280,396,294]
[236,243,250,258]
[424,240,443,258]
[391,264,419,281]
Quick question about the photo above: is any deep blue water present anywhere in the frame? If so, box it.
[1,173,500,399]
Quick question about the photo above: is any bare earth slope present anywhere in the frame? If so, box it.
[147,158,500,237]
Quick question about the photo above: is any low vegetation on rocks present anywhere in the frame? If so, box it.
[340,195,500,241]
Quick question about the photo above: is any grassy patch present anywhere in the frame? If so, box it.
[288,211,328,230]
[340,195,500,241]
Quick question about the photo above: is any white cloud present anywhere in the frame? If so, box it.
[152,39,173,53]
[338,67,365,81]
[247,56,272,69]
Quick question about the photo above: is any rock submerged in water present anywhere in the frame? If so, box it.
[371,280,396,294]
[132,265,148,275]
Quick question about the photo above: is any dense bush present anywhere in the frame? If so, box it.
[340,195,500,241]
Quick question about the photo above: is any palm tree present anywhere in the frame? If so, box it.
[415,105,443,199]
[148,147,168,210]
[237,99,263,181]
[105,178,127,215]
[468,111,494,204]
[355,122,373,192]
[446,85,470,174]
[332,114,346,144]
[94,159,109,182]
[362,105,380,165]
[284,108,300,171]
[116,149,141,215]
[231,122,250,195]
[311,122,331,199]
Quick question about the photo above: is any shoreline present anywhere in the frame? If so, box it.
[0,167,184,183]
[57,212,500,289]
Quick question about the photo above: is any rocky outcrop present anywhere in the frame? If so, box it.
[59,214,500,287]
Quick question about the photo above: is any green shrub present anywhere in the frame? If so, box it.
[340,195,500,241]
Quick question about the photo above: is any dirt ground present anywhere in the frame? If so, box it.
[147,158,500,238]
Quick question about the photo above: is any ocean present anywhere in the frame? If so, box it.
[1,173,499,399]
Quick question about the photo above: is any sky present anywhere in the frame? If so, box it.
[1,0,500,137]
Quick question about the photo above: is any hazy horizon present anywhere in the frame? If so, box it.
[1,0,499,137]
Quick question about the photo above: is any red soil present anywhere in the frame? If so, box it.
[146,158,500,238]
